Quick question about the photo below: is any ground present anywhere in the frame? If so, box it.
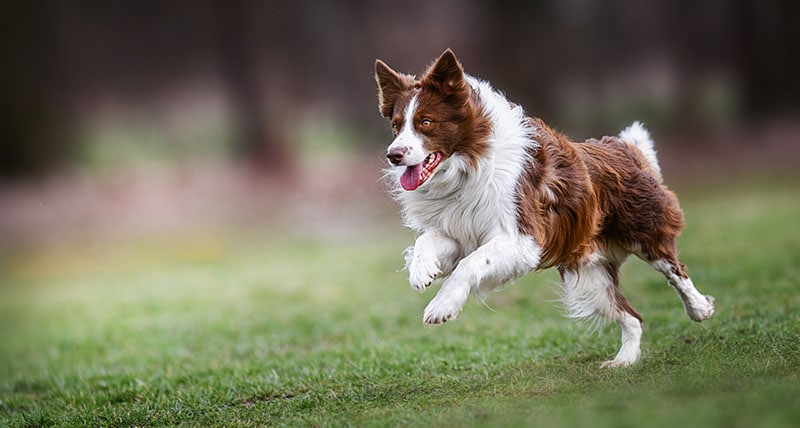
[1,175,799,426]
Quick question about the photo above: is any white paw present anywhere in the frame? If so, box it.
[600,358,636,368]
[408,257,440,292]
[423,291,467,325]
[601,342,640,368]
[686,295,715,322]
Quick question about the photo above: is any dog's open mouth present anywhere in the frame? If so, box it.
[400,152,443,191]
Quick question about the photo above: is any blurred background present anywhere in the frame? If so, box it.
[1,0,798,250]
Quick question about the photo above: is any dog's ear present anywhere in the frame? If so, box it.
[421,49,468,100]
[375,60,415,118]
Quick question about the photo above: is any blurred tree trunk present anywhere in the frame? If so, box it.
[482,2,558,120]
[213,0,291,174]
[0,2,72,178]
[735,1,800,117]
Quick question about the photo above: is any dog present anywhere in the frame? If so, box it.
[374,49,714,367]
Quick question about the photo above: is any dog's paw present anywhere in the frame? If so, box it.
[687,294,715,322]
[408,258,440,292]
[600,358,636,368]
[423,290,467,324]
[601,341,641,368]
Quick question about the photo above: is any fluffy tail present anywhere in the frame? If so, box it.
[619,121,662,183]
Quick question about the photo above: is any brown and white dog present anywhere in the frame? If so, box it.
[375,49,714,367]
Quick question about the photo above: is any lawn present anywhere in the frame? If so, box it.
[1,180,799,427]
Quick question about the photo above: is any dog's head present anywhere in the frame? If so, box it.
[375,49,490,191]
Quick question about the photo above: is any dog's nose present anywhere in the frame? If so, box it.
[387,147,406,165]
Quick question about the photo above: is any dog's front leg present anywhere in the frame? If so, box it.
[406,230,460,291]
[423,235,540,324]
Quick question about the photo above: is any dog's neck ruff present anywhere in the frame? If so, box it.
[389,75,538,248]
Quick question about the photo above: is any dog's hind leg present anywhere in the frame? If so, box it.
[560,256,643,367]
[644,244,714,322]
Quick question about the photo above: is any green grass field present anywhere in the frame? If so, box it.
[1,180,799,427]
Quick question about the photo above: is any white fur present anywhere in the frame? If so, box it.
[560,258,616,324]
[619,121,662,182]
[652,259,715,322]
[405,231,459,291]
[384,73,708,367]
[389,76,537,243]
[387,76,542,324]
[423,234,541,324]
[387,95,427,166]
[601,313,643,367]
[561,252,643,367]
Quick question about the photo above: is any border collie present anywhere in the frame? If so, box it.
[375,49,714,367]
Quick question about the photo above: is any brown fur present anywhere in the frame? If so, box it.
[416,59,492,168]
[518,120,688,321]
[374,60,416,119]
[579,136,685,261]
[375,50,713,364]
[375,51,492,169]
[517,119,600,269]
[518,121,685,271]
[605,261,644,323]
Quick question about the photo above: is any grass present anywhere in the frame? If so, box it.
[1,180,799,426]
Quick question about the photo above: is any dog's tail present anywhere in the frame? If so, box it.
[619,121,663,183]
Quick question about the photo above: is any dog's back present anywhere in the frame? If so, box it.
[375,49,714,367]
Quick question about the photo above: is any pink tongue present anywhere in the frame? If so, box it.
[400,164,422,191]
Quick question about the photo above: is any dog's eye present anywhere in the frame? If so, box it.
[421,118,433,126]
[391,121,399,130]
